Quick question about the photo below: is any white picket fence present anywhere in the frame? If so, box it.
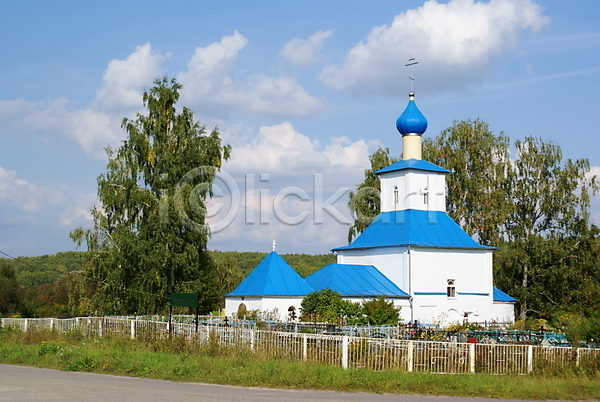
[2,317,599,374]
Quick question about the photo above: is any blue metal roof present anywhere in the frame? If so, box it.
[226,252,314,297]
[333,210,494,251]
[374,159,450,175]
[493,287,517,302]
[305,264,409,298]
[396,97,428,135]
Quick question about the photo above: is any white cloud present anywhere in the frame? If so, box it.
[225,122,371,173]
[2,36,325,160]
[0,165,95,227]
[0,166,64,212]
[93,43,164,112]
[178,31,325,118]
[207,122,376,254]
[3,44,164,159]
[586,166,600,227]
[178,31,248,99]
[320,0,549,96]
[59,191,96,226]
[15,99,123,159]
[281,29,334,67]
[0,99,36,121]
[0,167,96,255]
[585,165,600,181]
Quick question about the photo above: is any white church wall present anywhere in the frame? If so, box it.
[225,297,304,321]
[410,248,492,295]
[337,247,409,292]
[411,294,495,325]
[225,297,262,318]
[407,248,496,325]
[492,302,516,324]
[380,170,446,212]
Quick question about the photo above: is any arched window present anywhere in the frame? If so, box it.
[288,306,297,321]
[237,303,248,319]
[394,186,399,205]
[447,279,456,298]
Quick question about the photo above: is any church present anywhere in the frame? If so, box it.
[225,89,516,326]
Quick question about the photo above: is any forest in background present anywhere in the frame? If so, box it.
[0,250,335,318]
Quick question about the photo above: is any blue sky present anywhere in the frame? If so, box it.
[1,0,599,257]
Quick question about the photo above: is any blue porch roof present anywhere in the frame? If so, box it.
[334,210,494,251]
[493,287,517,302]
[226,252,314,297]
[305,263,409,298]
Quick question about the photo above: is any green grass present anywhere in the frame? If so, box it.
[1,328,599,400]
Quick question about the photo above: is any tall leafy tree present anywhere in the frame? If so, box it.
[494,136,599,320]
[0,261,23,317]
[423,119,512,246]
[71,77,231,315]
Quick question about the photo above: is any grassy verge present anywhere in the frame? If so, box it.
[1,327,599,400]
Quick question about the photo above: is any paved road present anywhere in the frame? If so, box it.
[0,364,530,402]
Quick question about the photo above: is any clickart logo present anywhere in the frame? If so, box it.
[165,167,358,234]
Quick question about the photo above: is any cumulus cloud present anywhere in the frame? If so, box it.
[226,122,371,173]
[281,29,334,67]
[178,31,325,118]
[587,166,600,228]
[0,166,64,212]
[320,0,549,96]
[3,44,164,159]
[205,122,376,253]
[2,35,325,159]
[93,43,164,112]
[0,99,36,121]
[59,191,96,227]
[14,99,123,159]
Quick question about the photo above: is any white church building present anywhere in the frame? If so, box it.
[226,90,515,326]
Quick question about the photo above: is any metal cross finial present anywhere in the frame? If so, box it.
[272,240,276,252]
[405,57,418,92]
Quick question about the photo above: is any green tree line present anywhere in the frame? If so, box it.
[0,251,334,318]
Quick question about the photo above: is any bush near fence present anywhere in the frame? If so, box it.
[2,317,599,375]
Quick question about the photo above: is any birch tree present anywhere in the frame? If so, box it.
[71,77,231,314]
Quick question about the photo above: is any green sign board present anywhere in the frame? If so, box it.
[170,293,198,307]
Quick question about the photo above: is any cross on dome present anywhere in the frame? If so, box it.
[405,57,418,92]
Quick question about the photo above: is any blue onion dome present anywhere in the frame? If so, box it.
[396,91,428,136]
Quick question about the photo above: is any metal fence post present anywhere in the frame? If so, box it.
[50,318,55,331]
[407,341,414,372]
[342,336,349,369]
[24,318,28,332]
[469,343,475,373]
[99,318,103,338]
[131,320,136,339]
[527,345,533,373]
